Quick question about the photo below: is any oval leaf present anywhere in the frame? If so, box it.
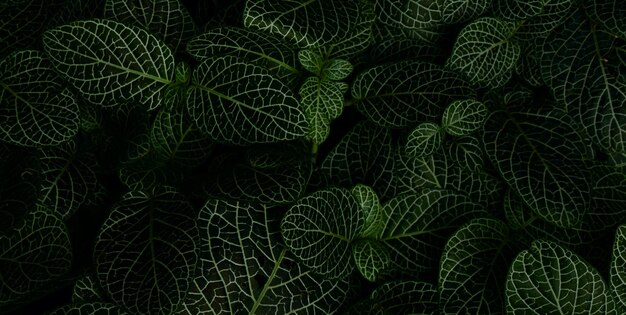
[441,99,488,136]
[405,122,443,158]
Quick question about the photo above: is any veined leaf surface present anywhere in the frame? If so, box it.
[47,303,130,315]
[611,225,626,314]
[405,122,443,158]
[187,55,308,144]
[299,77,347,144]
[43,19,175,109]
[441,99,488,136]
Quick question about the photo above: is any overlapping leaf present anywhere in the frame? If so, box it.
[94,187,198,315]
[441,99,488,136]
[441,0,490,24]
[484,108,592,228]
[368,38,442,64]
[375,0,443,30]
[187,55,308,144]
[447,17,521,88]
[446,135,485,173]
[72,274,106,303]
[187,27,299,84]
[300,77,347,144]
[0,50,79,147]
[351,184,384,239]
[104,0,196,52]
[439,218,512,314]
[352,60,475,127]
[611,225,626,314]
[178,199,350,314]
[43,19,175,109]
[345,281,439,315]
[405,122,443,158]
[499,0,576,39]
[352,239,391,282]
[506,240,612,314]
[282,188,363,279]
[0,210,72,306]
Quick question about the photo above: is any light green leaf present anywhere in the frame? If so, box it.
[484,108,591,228]
[187,55,308,145]
[0,210,72,306]
[298,49,324,75]
[174,61,190,83]
[379,189,486,276]
[0,50,79,147]
[72,274,106,303]
[179,199,350,314]
[244,0,374,49]
[439,218,511,314]
[447,17,521,88]
[353,239,391,282]
[506,240,612,314]
[187,26,299,84]
[281,187,364,279]
[104,0,196,52]
[351,184,384,239]
[321,59,353,81]
[441,99,488,136]
[95,186,199,315]
[405,122,443,158]
[47,303,130,315]
[352,60,475,127]
[611,225,626,314]
[43,19,175,109]
[300,77,347,144]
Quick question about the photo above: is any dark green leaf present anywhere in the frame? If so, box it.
[441,99,488,136]
[405,122,443,158]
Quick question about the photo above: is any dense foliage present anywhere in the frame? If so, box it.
[0,0,624,314]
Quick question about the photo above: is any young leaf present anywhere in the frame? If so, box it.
[94,187,199,315]
[187,55,308,144]
[0,210,72,306]
[321,59,353,81]
[0,50,79,147]
[104,0,196,53]
[447,17,521,88]
[351,184,384,239]
[439,218,512,314]
[405,122,443,158]
[180,199,350,314]
[43,19,175,109]
[611,225,626,314]
[281,187,364,279]
[484,108,591,228]
[72,275,106,303]
[298,49,325,75]
[441,99,488,136]
[352,238,391,282]
[299,77,347,144]
[506,240,613,314]
[352,60,475,128]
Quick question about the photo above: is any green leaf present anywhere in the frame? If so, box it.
[179,199,350,314]
[351,184,384,239]
[174,61,190,83]
[0,210,72,306]
[72,274,106,303]
[352,60,475,128]
[483,108,592,228]
[369,38,442,64]
[497,0,576,39]
[405,122,443,158]
[541,10,625,153]
[441,0,491,24]
[244,0,374,49]
[0,50,79,147]
[300,77,347,144]
[506,240,612,314]
[378,189,485,276]
[47,303,130,315]
[104,0,196,53]
[447,17,521,88]
[298,49,325,75]
[187,26,299,84]
[94,186,198,315]
[439,218,512,314]
[441,99,488,136]
[281,187,364,279]
[321,59,353,81]
[589,0,626,38]
[493,0,545,20]
[611,225,626,314]
[187,55,308,144]
[43,19,175,109]
[446,135,486,173]
[346,281,439,315]
[352,239,391,282]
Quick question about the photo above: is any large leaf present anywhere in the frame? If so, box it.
[281,187,363,279]
[299,77,347,144]
[589,0,626,38]
[483,108,591,228]
[0,50,79,147]
[179,199,350,314]
[187,55,308,144]
[447,17,521,88]
[611,225,626,314]
[495,0,576,39]
[0,210,72,306]
[43,19,175,109]
[104,0,196,52]
[506,240,613,314]
[47,303,130,315]
[352,60,475,128]
[94,186,198,315]
[345,280,439,315]
[541,9,625,153]
[378,189,485,276]
[439,218,512,314]
[187,26,299,84]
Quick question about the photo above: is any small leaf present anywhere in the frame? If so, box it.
[300,77,347,144]
[351,184,384,239]
[281,187,364,279]
[321,59,353,81]
[405,122,443,158]
[72,275,106,303]
[441,99,488,136]
[298,49,325,75]
[447,17,521,88]
[352,239,391,282]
